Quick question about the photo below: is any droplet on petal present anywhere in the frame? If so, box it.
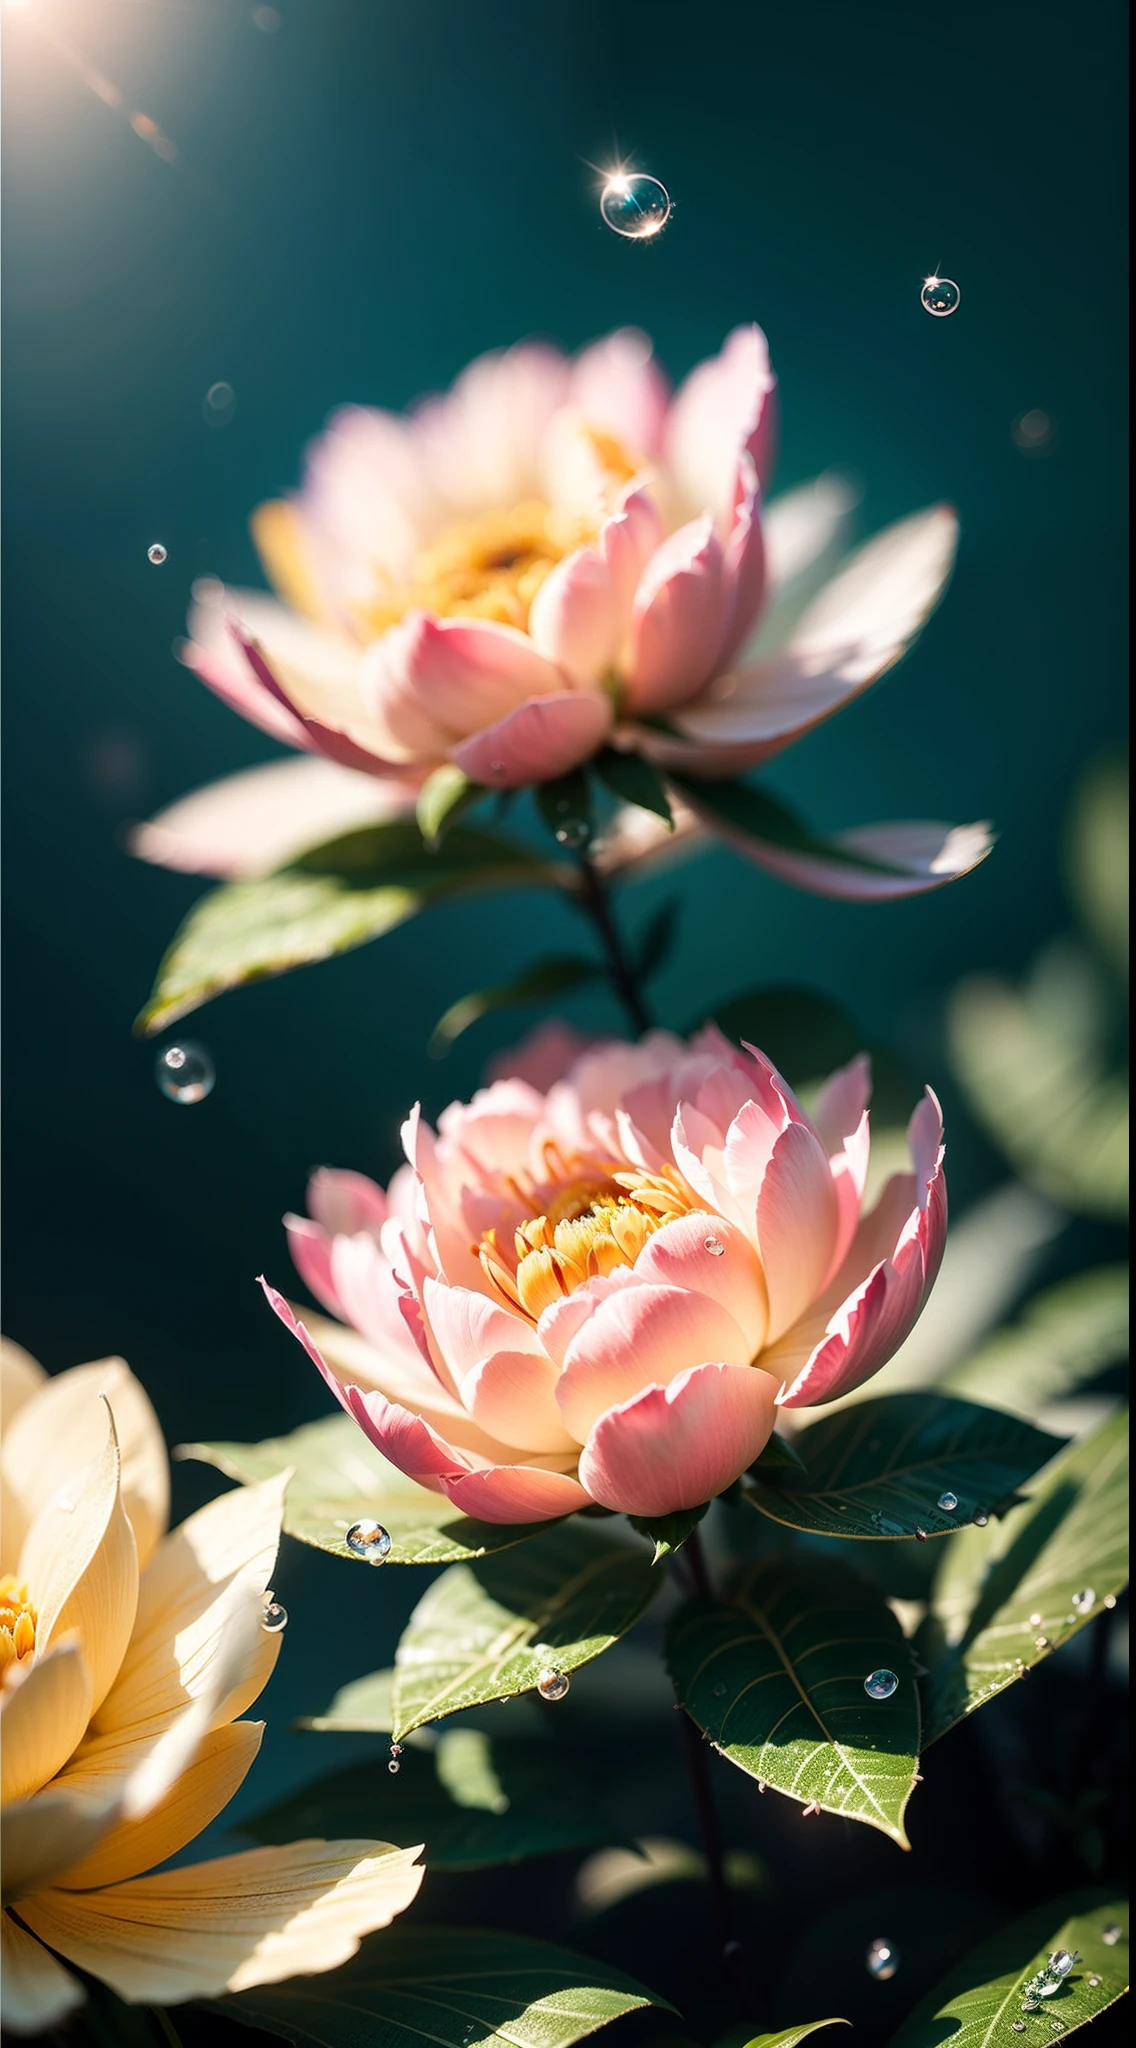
[147,543,167,564]
[937,1491,959,1512]
[537,1667,570,1701]
[261,1600,288,1633]
[600,172,671,240]
[703,1236,726,1256]
[921,275,961,316]
[864,1669,899,1701]
[866,1939,899,1981]
[155,1041,215,1104]
[345,1520,392,1565]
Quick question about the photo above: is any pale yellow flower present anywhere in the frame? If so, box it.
[0,1339,423,2036]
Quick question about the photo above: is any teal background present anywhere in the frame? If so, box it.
[1,0,1128,1989]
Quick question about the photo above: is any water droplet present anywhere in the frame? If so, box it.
[1035,1635,1052,1652]
[972,1509,990,1528]
[703,1236,725,1256]
[866,1938,899,1981]
[1012,2022,1026,2031]
[600,172,671,240]
[489,760,506,776]
[1022,1997,1041,2013]
[1103,1594,1117,1609]
[1087,1977,1102,1989]
[864,1668,899,1701]
[261,1600,288,1633]
[1050,2025,1063,2033]
[1071,1589,1096,1614]
[1047,1953,1079,1980]
[389,1742,403,1758]
[345,1520,392,1566]
[757,1779,766,1793]
[147,543,167,565]
[1101,1924,1122,1946]
[388,1757,401,1774]
[537,1667,570,1702]
[1029,1613,1043,1627]
[711,1682,726,1698]
[554,819,589,848]
[1017,1663,1030,1679]
[155,1041,215,1105]
[915,1527,929,1542]
[937,1491,959,1512]
[921,275,961,317]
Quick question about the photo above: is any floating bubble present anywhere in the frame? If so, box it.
[921,275,961,317]
[203,381,237,428]
[155,1042,215,1105]
[1012,408,1056,455]
[1071,1589,1096,1614]
[600,173,671,241]
[972,1509,990,1528]
[703,1236,726,1256]
[147,543,168,565]
[864,1669,899,1701]
[937,1491,959,1512]
[537,1667,570,1702]
[253,5,281,28]
[345,1520,392,1565]
[866,1938,899,1982]
[261,1600,288,1633]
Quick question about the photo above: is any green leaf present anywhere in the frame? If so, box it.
[628,1502,709,1563]
[918,1411,1129,1745]
[750,1431,808,1475]
[666,1555,920,1844]
[298,1667,396,1733]
[635,898,681,982]
[178,1411,547,1566]
[391,1521,661,1738]
[594,748,675,827]
[701,985,919,1125]
[745,1394,1065,1541]
[669,777,911,877]
[941,1265,1130,1413]
[738,2027,848,2048]
[1066,755,1128,978]
[212,1926,668,2048]
[947,940,1129,1219]
[429,955,604,1056]
[243,1728,625,1868]
[416,763,478,846]
[538,768,594,850]
[889,1891,1129,2048]
[137,820,561,1033]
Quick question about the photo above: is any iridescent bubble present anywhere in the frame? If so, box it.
[345,1520,392,1566]
[600,173,671,240]
[937,1491,959,1512]
[261,1600,288,1633]
[537,1667,570,1702]
[866,1938,898,1981]
[155,1042,215,1105]
[864,1669,899,1701]
[921,275,961,317]
[147,543,168,565]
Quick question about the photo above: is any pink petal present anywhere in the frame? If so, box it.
[236,633,401,776]
[809,1056,873,1280]
[375,613,565,743]
[420,1280,573,1454]
[626,517,728,714]
[666,325,778,519]
[668,505,959,765]
[413,342,569,513]
[328,1234,429,1368]
[579,1361,778,1516]
[556,1282,753,1441]
[537,1269,645,1370]
[715,457,767,670]
[705,817,996,901]
[437,1463,592,1523]
[285,1216,344,1319]
[632,1213,769,1355]
[129,758,419,881]
[754,1122,841,1343]
[569,329,670,457]
[307,1168,390,1240]
[528,490,660,687]
[182,590,317,750]
[452,691,613,788]
[486,1019,596,1092]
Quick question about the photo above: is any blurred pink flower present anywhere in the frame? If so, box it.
[176,327,962,811]
[265,1026,946,1522]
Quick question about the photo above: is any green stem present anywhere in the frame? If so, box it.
[575,852,653,1037]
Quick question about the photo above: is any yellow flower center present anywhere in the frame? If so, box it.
[356,499,596,637]
[477,1157,696,1320]
[0,1576,38,1682]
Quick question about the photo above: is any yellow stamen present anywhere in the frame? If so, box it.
[0,1576,38,1681]
[355,499,597,638]
[477,1158,697,1321]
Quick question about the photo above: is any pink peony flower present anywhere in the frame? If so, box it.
[179,327,962,814]
[264,1027,947,1522]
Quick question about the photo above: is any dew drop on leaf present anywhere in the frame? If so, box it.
[537,1668,570,1701]
[863,1668,899,1700]
[345,1520,392,1565]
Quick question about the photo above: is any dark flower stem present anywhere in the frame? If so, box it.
[673,1528,759,2019]
[575,851,653,1037]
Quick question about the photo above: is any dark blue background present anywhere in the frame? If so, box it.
[1,0,1127,1832]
